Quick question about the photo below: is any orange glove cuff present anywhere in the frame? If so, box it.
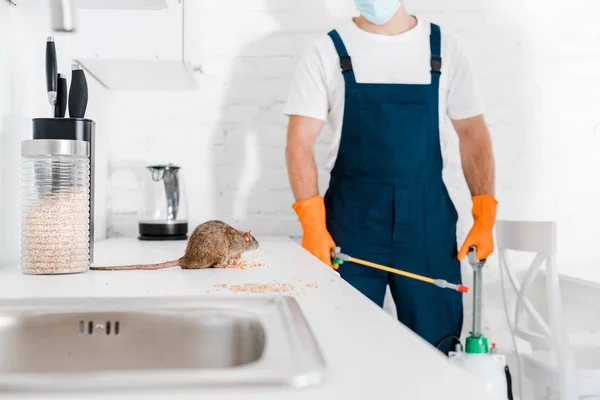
[292,195,327,233]
[292,195,337,269]
[457,195,498,261]
[471,194,498,231]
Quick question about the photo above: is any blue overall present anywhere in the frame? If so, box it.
[324,24,463,354]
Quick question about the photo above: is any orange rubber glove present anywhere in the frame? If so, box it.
[457,194,498,261]
[292,195,337,269]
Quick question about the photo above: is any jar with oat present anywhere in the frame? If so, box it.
[21,139,91,275]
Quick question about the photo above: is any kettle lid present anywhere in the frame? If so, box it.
[147,163,180,171]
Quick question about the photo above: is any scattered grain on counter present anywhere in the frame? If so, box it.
[220,282,296,294]
[214,278,325,294]
[221,256,271,270]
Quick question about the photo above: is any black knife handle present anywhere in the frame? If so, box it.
[45,37,57,105]
[69,65,88,119]
[55,73,68,118]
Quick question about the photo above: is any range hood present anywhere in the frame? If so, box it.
[76,0,169,10]
[71,0,196,91]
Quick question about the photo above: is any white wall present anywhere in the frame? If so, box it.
[103,0,600,273]
[2,0,600,276]
[0,1,109,267]
[103,0,343,238]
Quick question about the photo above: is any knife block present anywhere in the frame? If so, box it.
[32,117,96,263]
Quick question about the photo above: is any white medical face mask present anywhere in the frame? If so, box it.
[353,0,401,25]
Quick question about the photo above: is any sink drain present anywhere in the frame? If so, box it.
[79,320,120,335]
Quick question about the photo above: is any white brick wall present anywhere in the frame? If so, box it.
[103,0,343,238]
[104,0,539,260]
[2,0,600,277]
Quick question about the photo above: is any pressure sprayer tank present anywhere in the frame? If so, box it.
[448,349,509,398]
[448,247,512,399]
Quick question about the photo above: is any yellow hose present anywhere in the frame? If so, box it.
[347,256,436,284]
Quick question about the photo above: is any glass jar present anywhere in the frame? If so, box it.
[21,139,90,275]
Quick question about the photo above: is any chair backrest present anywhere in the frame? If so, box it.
[496,220,557,254]
[496,220,577,399]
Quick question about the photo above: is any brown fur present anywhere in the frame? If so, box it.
[90,220,259,271]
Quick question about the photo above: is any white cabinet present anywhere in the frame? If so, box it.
[72,0,196,91]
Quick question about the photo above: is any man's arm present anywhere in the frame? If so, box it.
[286,115,325,201]
[452,114,495,196]
[452,114,498,261]
[285,114,336,267]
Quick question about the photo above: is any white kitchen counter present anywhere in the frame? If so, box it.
[0,237,503,400]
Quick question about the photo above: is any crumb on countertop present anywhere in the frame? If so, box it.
[218,283,296,294]
[214,279,322,294]
[221,257,271,270]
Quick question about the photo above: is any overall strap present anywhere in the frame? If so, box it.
[429,23,442,83]
[328,30,356,84]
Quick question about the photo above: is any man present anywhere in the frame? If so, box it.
[284,0,497,354]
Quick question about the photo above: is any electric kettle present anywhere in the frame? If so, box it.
[138,164,189,241]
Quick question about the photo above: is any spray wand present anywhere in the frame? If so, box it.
[465,246,489,353]
[331,247,469,294]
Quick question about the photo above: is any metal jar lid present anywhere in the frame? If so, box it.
[21,139,89,157]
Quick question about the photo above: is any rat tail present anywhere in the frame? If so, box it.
[90,259,181,271]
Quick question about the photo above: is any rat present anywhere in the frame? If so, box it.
[90,220,259,271]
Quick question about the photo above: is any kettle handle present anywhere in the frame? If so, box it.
[163,169,179,221]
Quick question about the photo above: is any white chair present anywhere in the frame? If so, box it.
[496,220,600,400]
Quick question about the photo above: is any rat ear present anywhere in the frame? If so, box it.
[244,231,251,241]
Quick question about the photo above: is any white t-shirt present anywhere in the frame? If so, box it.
[283,17,484,171]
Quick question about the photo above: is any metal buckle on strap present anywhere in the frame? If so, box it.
[340,56,353,73]
[431,55,442,74]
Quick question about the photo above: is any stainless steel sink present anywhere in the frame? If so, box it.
[0,296,326,392]
[0,310,265,373]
